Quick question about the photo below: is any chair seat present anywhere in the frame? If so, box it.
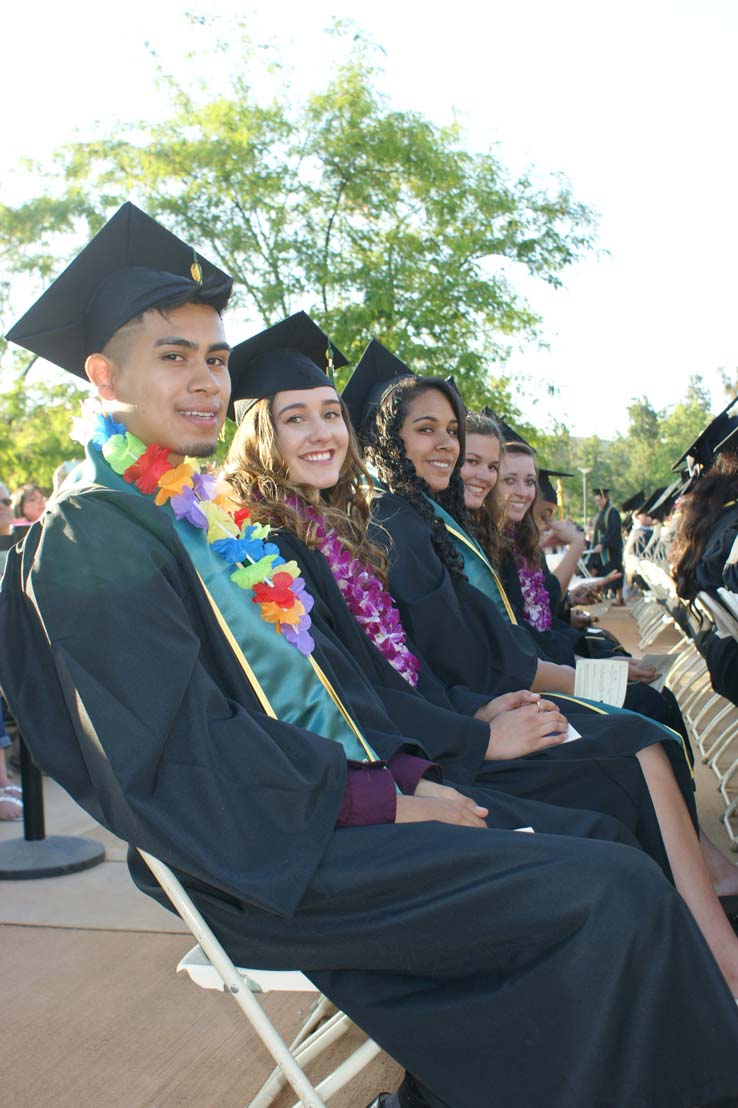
[177,943,315,995]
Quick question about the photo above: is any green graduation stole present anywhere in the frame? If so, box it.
[423,496,519,623]
[595,504,615,566]
[75,446,380,764]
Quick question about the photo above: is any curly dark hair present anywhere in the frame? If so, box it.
[671,450,738,600]
[366,376,469,578]
[499,441,542,566]
[463,411,505,569]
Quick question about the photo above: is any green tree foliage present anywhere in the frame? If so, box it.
[529,376,715,523]
[0,23,597,416]
[0,377,87,491]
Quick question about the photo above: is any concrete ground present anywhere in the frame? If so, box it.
[2,601,736,1108]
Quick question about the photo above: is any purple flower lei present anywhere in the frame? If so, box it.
[300,503,421,687]
[513,551,553,631]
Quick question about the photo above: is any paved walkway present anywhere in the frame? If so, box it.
[1,603,735,1107]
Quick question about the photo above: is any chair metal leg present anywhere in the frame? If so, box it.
[695,698,732,757]
[250,997,339,1108]
[140,851,329,1108]
[707,721,738,777]
[701,705,738,764]
[293,1037,383,1108]
[251,1009,375,1108]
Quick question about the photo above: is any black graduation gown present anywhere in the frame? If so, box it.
[371,491,697,835]
[693,503,738,705]
[274,529,683,876]
[6,489,738,1107]
[371,492,539,699]
[499,552,582,665]
[695,503,738,594]
[501,552,692,749]
[593,500,624,573]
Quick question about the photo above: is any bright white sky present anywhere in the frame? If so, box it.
[3,0,737,438]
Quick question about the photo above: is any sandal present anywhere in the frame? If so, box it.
[0,794,22,821]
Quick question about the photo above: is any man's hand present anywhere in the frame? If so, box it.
[485,702,569,761]
[474,689,540,723]
[627,658,660,684]
[548,519,587,547]
[570,609,593,630]
[396,782,489,827]
[569,571,621,606]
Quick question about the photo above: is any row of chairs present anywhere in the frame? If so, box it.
[630,555,738,851]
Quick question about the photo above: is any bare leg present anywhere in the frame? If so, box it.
[637,744,738,995]
[701,829,738,896]
[0,749,10,789]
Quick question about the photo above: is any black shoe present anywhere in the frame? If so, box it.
[366,1096,400,1108]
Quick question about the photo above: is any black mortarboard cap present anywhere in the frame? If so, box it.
[678,471,699,497]
[341,338,415,431]
[537,467,572,505]
[481,407,532,450]
[593,487,610,498]
[714,420,738,458]
[228,311,348,424]
[5,202,233,379]
[641,487,666,515]
[649,479,682,520]
[539,467,573,480]
[672,396,738,472]
[621,490,646,512]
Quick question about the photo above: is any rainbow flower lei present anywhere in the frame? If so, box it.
[297,503,420,687]
[72,404,315,655]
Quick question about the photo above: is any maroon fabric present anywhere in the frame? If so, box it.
[389,750,442,794]
[336,763,397,827]
[336,753,442,827]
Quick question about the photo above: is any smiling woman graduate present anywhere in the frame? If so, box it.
[342,342,738,997]
[4,212,738,1108]
[223,320,682,870]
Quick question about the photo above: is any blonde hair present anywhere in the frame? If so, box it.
[223,396,388,580]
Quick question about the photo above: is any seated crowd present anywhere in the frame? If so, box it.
[2,203,738,1108]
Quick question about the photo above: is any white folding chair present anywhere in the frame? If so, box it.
[138,849,382,1108]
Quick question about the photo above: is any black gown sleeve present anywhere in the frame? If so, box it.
[0,492,354,918]
[371,493,538,699]
[272,530,491,783]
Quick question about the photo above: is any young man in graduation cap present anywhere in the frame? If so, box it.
[4,206,738,1108]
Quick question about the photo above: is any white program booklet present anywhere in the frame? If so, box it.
[582,603,609,618]
[639,653,677,694]
[574,658,629,707]
[563,723,582,743]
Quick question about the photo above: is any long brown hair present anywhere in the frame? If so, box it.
[223,394,388,580]
[463,412,506,568]
[672,451,738,600]
[499,441,542,564]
